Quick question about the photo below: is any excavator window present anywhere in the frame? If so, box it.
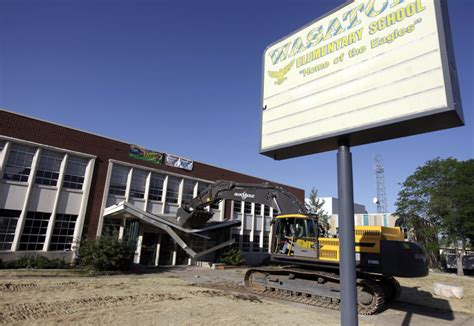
[294,221,305,238]
[275,218,296,254]
[291,218,318,240]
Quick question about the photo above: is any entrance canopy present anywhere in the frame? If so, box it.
[103,201,240,259]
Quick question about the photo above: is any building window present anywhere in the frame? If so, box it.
[182,179,195,204]
[109,165,130,196]
[233,200,242,213]
[63,156,88,190]
[130,169,147,199]
[231,231,240,249]
[123,220,140,244]
[50,214,77,251]
[149,173,165,201]
[35,150,63,186]
[244,202,252,214]
[263,235,269,252]
[3,143,36,182]
[19,212,50,251]
[102,218,122,237]
[0,209,20,250]
[255,204,262,216]
[166,176,180,204]
[210,201,220,210]
[264,205,270,217]
[197,182,210,195]
[363,214,369,226]
[242,232,251,252]
[252,234,260,252]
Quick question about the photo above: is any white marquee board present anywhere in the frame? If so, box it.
[260,0,463,159]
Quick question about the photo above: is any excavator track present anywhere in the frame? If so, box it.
[380,276,401,303]
[244,267,385,315]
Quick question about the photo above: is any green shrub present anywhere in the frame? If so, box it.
[0,255,66,269]
[78,236,135,271]
[219,248,245,266]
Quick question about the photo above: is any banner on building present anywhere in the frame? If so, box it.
[129,144,164,164]
[165,154,194,171]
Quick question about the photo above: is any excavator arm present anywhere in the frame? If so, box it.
[176,180,307,228]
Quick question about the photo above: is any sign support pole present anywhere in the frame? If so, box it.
[337,139,358,326]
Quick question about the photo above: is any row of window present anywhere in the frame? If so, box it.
[2,143,89,190]
[233,201,273,216]
[109,165,216,206]
[0,209,77,251]
[109,165,279,215]
[231,232,270,252]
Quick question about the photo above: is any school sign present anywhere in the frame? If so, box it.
[260,0,463,159]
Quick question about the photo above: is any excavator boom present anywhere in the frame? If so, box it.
[176,180,307,228]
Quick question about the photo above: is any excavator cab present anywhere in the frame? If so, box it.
[273,214,319,258]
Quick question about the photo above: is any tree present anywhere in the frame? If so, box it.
[395,158,474,275]
[432,159,474,275]
[305,188,331,237]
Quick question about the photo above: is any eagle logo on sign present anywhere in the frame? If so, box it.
[268,59,295,85]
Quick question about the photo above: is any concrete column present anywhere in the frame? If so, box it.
[125,167,133,203]
[239,201,244,236]
[134,230,144,264]
[72,157,95,254]
[12,147,41,251]
[118,218,125,240]
[154,233,162,266]
[250,203,256,250]
[172,241,177,266]
[161,175,169,214]
[144,171,151,212]
[177,178,184,207]
[97,161,114,237]
[43,153,68,251]
[219,200,225,221]
[0,141,11,175]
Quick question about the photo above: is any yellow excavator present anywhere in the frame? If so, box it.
[176,181,428,314]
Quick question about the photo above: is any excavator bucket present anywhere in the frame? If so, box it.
[176,207,215,229]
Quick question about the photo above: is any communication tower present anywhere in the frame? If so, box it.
[373,154,388,213]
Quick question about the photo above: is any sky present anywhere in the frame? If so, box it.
[1,0,473,213]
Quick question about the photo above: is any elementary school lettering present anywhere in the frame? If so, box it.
[268,0,426,67]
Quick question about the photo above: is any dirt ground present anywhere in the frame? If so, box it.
[397,272,474,315]
[0,267,472,326]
